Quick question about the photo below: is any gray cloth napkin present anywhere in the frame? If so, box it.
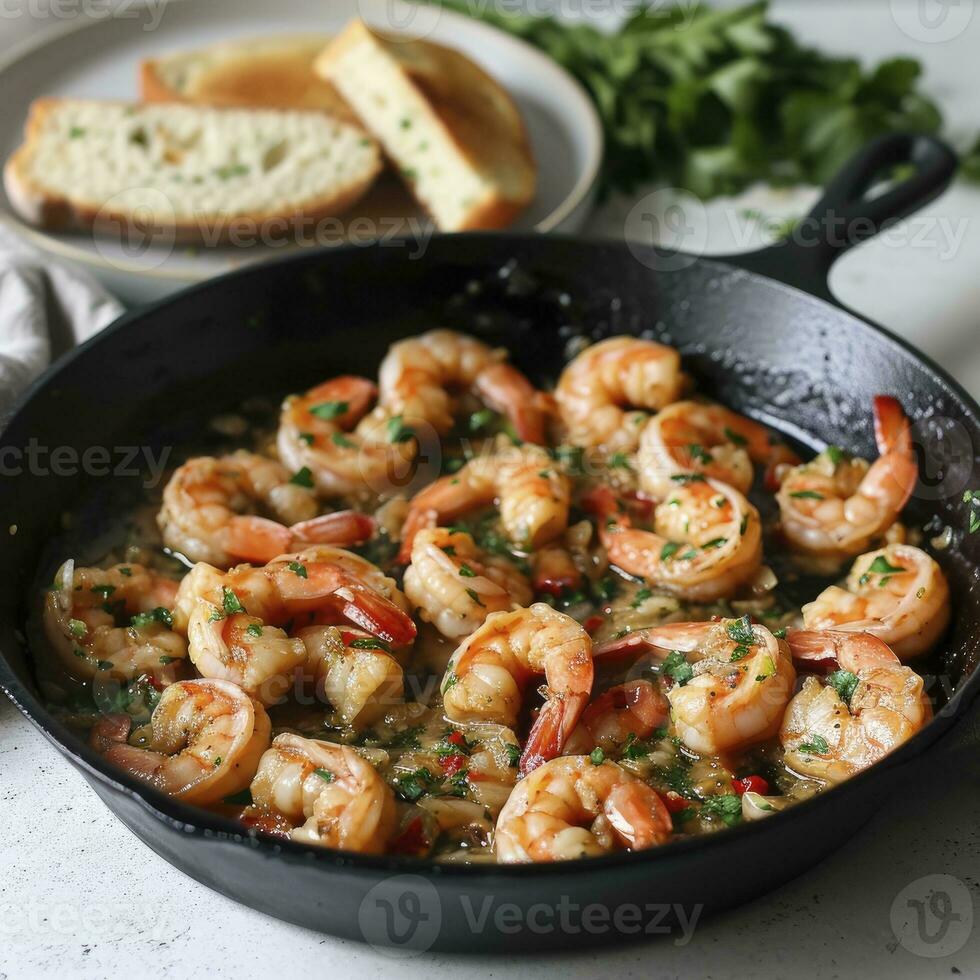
[0,223,123,418]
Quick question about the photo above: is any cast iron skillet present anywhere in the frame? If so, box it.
[1,134,978,953]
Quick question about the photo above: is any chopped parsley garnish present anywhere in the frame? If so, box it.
[350,637,392,652]
[441,670,458,693]
[386,415,415,444]
[724,427,748,447]
[505,742,521,768]
[608,452,632,470]
[662,650,693,686]
[660,541,681,561]
[755,655,777,682]
[621,733,651,760]
[825,445,847,466]
[458,564,477,578]
[827,669,859,706]
[394,767,436,802]
[592,576,618,602]
[590,747,606,765]
[857,554,906,587]
[309,400,348,420]
[965,489,980,533]
[465,588,485,608]
[671,473,706,484]
[790,490,824,500]
[631,587,653,609]
[288,562,308,579]
[90,584,116,599]
[332,432,354,448]
[549,445,585,475]
[298,432,315,445]
[245,623,263,638]
[687,443,713,464]
[700,793,742,827]
[703,537,727,549]
[222,587,245,615]
[797,733,830,755]
[130,607,174,629]
[726,615,754,646]
[68,619,87,637]
[313,768,335,783]
[468,408,498,432]
[289,466,315,488]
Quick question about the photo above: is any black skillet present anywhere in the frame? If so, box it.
[1,133,978,953]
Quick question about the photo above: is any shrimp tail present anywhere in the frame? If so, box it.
[222,516,295,564]
[333,584,418,647]
[291,511,375,549]
[872,395,917,510]
[519,692,588,776]
[473,362,547,445]
[397,506,438,564]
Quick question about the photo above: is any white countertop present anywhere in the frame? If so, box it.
[2,2,979,977]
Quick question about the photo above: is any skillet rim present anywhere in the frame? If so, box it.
[1,231,979,880]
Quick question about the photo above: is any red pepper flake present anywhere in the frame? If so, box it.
[583,615,606,635]
[659,790,689,814]
[732,775,770,796]
[446,730,467,748]
[440,753,468,777]
[389,817,429,856]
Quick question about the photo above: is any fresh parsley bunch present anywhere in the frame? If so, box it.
[435,0,953,199]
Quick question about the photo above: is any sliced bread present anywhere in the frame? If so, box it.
[314,20,536,231]
[141,35,356,122]
[4,98,382,243]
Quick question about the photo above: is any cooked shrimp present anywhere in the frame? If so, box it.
[186,602,306,705]
[638,400,799,498]
[595,619,795,755]
[803,545,950,660]
[398,445,571,561]
[378,329,547,443]
[44,560,186,683]
[585,478,763,602]
[554,336,683,451]
[265,546,417,647]
[297,625,403,728]
[158,451,374,567]
[440,603,593,775]
[781,630,932,782]
[564,679,669,754]
[175,546,416,650]
[530,544,585,597]
[277,375,415,498]
[777,396,917,568]
[250,734,396,853]
[403,528,532,640]
[94,678,271,804]
[494,755,672,862]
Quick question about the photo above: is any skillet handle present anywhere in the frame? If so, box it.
[719,133,958,301]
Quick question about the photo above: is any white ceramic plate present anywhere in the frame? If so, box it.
[0,0,602,303]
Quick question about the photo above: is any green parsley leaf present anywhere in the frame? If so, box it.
[313,768,335,783]
[660,541,681,561]
[663,650,693,686]
[222,587,245,615]
[386,415,415,443]
[468,408,498,432]
[687,444,713,464]
[608,452,633,470]
[790,490,824,500]
[458,564,477,578]
[350,637,392,652]
[590,747,606,765]
[287,561,307,579]
[797,733,830,755]
[724,427,749,447]
[130,607,174,629]
[245,623,263,638]
[332,432,354,449]
[726,614,754,646]
[631,587,653,609]
[827,669,860,706]
[290,467,315,488]
[700,793,742,827]
[309,400,348,420]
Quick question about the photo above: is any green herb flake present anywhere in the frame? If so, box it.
[797,733,830,756]
[222,587,245,615]
[790,490,824,500]
[631,587,653,609]
[724,427,749,448]
[130,607,174,629]
[350,637,392,652]
[245,623,263,638]
[468,408,497,432]
[589,747,606,766]
[309,400,348,420]
[755,655,777,682]
[608,452,633,470]
[313,768,335,783]
[332,432,354,448]
[660,541,681,562]
[386,415,415,444]
[827,669,860,706]
[700,793,743,827]
[687,444,713,464]
[68,619,88,638]
[288,562,308,579]
[289,466,315,488]
[663,650,694,687]
[458,564,477,578]
[465,588,485,608]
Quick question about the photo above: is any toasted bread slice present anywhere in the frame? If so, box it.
[4,98,382,243]
[141,35,356,122]
[315,20,536,231]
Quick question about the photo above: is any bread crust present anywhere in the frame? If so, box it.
[3,98,383,245]
[315,20,535,231]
